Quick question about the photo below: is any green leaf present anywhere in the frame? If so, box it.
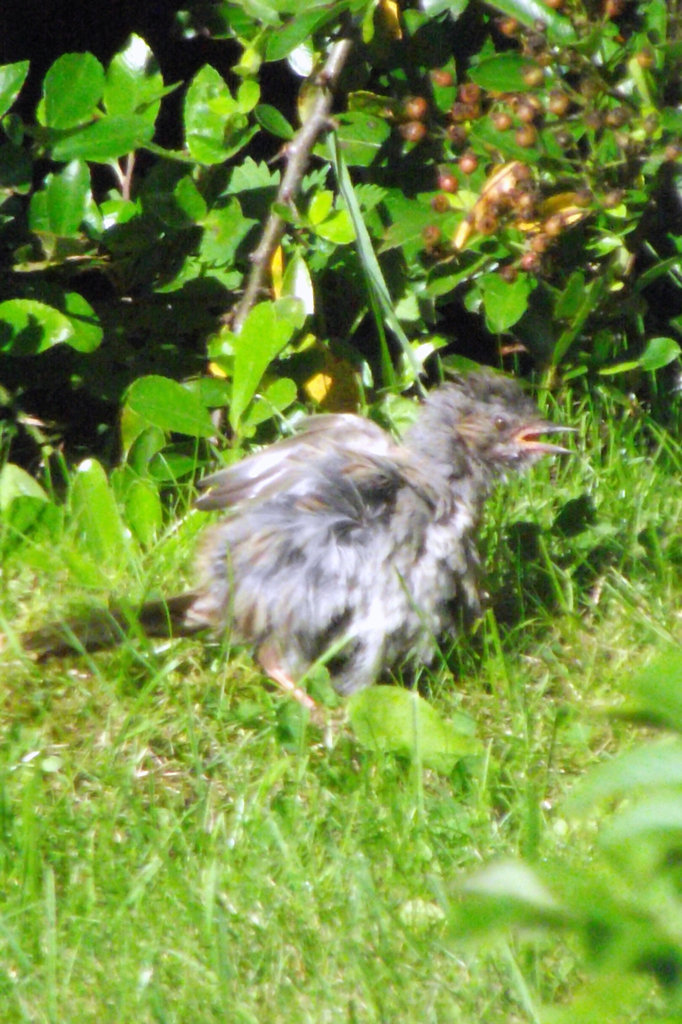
[242,377,298,428]
[600,794,682,850]
[555,271,586,320]
[152,175,207,228]
[254,103,293,140]
[480,273,533,333]
[421,0,468,16]
[0,141,32,193]
[184,64,258,165]
[43,52,104,129]
[314,209,355,244]
[308,190,333,225]
[0,299,75,355]
[199,197,257,265]
[567,741,682,814]
[626,648,682,732]
[470,53,538,93]
[484,0,576,43]
[45,160,90,236]
[0,60,29,119]
[347,687,481,773]
[639,336,681,372]
[220,299,305,430]
[125,375,216,438]
[264,9,334,61]
[70,458,129,565]
[122,477,163,548]
[334,111,391,168]
[0,463,48,510]
[51,115,154,162]
[1,497,61,555]
[63,291,103,353]
[104,34,166,122]
[461,860,562,914]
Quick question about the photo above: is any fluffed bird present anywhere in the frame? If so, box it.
[19,371,570,706]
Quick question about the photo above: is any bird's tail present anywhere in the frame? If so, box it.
[17,592,208,661]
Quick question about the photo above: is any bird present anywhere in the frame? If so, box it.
[18,371,570,708]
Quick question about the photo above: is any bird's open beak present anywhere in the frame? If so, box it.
[513,421,575,455]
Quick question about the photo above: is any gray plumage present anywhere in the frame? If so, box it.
[185,371,567,694]
[20,371,569,698]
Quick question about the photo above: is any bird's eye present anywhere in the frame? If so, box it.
[493,415,508,432]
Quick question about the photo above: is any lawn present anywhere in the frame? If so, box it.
[2,385,682,1022]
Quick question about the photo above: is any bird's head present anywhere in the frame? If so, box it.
[410,372,572,479]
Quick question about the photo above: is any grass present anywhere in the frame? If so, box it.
[2,385,682,1022]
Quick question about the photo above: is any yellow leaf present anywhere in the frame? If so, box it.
[378,0,402,40]
[303,349,360,411]
[208,361,228,378]
[270,245,284,298]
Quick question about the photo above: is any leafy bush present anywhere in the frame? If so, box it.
[0,0,680,487]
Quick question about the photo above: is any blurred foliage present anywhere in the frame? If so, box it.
[452,648,682,1021]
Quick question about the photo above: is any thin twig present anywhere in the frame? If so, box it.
[230,36,354,334]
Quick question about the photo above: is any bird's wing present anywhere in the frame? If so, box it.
[195,413,407,512]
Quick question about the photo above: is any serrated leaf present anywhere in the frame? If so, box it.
[348,687,480,773]
[43,52,104,129]
[125,375,216,438]
[0,60,29,119]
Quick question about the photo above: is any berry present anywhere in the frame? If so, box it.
[403,96,428,121]
[491,111,513,131]
[399,121,427,142]
[522,65,544,88]
[431,69,454,88]
[459,82,481,104]
[459,151,478,174]
[431,194,451,213]
[548,90,570,117]
[515,124,538,147]
[437,171,459,193]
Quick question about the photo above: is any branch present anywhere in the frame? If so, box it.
[230,36,354,334]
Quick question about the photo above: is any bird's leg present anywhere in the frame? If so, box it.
[257,643,318,712]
